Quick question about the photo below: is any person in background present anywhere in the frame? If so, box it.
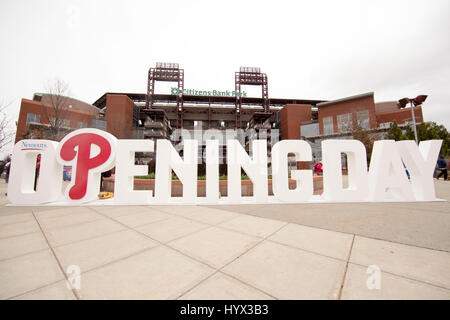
[3,157,10,196]
[34,154,41,191]
[436,155,448,180]
[100,169,112,191]
[0,160,5,178]
[4,157,11,183]
[313,161,323,176]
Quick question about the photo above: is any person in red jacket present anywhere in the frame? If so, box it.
[313,162,323,176]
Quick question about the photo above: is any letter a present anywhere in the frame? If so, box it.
[368,140,414,201]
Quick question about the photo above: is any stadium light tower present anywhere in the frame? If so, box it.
[397,95,427,144]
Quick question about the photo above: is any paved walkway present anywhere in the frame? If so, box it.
[0,180,449,300]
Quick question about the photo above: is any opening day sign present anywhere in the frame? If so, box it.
[7,128,444,206]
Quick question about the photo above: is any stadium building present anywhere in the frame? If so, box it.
[15,62,423,163]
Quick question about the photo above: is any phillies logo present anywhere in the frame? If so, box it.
[59,132,114,200]
[6,128,444,206]
[56,129,117,202]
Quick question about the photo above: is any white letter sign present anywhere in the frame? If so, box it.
[6,129,445,206]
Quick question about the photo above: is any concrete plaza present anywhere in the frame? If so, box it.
[0,179,449,300]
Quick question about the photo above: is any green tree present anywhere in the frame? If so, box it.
[386,122,405,141]
[386,121,450,156]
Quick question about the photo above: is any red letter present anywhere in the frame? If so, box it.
[60,133,111,200]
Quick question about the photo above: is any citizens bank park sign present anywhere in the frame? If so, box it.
[7,128,445,206]
[171,87,248,97]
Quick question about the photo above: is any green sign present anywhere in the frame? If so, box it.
[171,88,247,97]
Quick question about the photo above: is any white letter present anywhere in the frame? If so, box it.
[8,140,62,205]
[397,140,442,201]
[271,140,313,202]
[227,139,268,203]
[368,140,414,201]
[114,140,154,204]
[322,139,369,201]
[155,139,198,203]
[205,139,219,202]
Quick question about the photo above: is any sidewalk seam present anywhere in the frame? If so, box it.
[174,223,288,300]
[337,234,355,300]
[30,211,80,300]
[348,261,450,292]
[231,209,450,254]
[90,206,279,300]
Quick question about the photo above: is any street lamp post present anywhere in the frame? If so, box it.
[409,99,419,144]
[397,95,427,144]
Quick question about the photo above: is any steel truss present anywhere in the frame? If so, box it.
[235,67,270,129]
[145,62,184,128]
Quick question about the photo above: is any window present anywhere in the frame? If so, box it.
[323,116,334,135]
[78,122,87,128]
[26,113,40,124]
[49,117,70,128]
[337,113,353,133]
[301,123,319,137]
[62,119,71,127]
[356,110,370,129]
[92,119,107,131]
[379,122,392,129]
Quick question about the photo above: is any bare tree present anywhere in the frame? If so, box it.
[352,125,381,163]
[42,79,71,140]
[0,102,14,152]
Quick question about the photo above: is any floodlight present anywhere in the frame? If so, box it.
[412,95,427,106]
[397,98,410,109]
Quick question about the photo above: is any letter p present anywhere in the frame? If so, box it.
[57,129,117,202]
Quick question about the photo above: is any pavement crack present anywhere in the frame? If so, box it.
[337,234,355,300]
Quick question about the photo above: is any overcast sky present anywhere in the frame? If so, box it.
[1,0,449,154]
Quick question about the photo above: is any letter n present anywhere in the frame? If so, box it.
[227,139,268,203]
[155,139,198,203]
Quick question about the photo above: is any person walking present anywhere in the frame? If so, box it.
[4,160,10,183]
[436,155,448,180]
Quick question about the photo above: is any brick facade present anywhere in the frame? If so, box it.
[376,106,423,126]
[317,93,377,135]
[15,98,98,143]
[105,94,135,139]
[279,104,312,139]
[15,93,137,143]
